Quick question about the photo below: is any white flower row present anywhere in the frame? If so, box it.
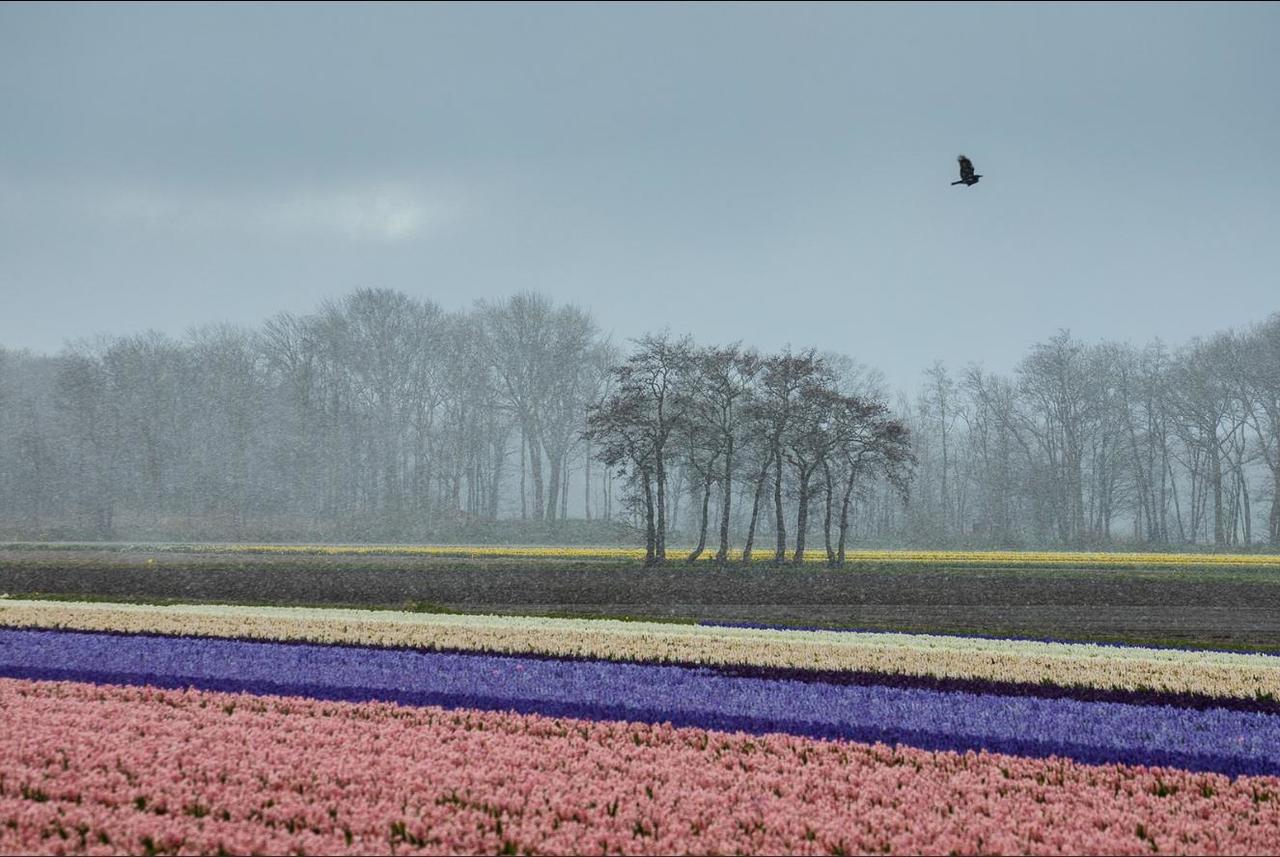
[2,599,1277,701]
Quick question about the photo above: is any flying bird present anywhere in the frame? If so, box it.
[951,155,982,186]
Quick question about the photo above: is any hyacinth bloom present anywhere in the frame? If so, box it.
[71,542,1280,566]
[5,603,1280,855]
[3,677,1280,856]
[3,626,1280,777]
[4,599,1278,704]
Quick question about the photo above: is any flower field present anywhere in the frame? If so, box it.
[12,541,1280,568]
[204,545,1280,568]
[4,600,1280,703]
[3,600,1280,854]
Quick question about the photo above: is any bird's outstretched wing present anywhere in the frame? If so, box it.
[957,155,975,181]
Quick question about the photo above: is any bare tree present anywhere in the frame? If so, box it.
[747,348,826,564]
[1239,315,1280,545]
[480,293,599,524]
[828,398,913,566]
[585,332,695,563]
[681,344,759,562]
[1168,335,1244,547]
[55,344,119,538]
[585,383,657,562]
[785,383,843,564]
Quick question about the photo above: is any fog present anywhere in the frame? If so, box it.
[1,291,1278,552]
[2,3,1279,551]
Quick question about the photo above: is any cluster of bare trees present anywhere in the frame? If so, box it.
[2,289,1278,552]
[586,335,912,566]
[904,318,1280,549]
[0,289,617,541]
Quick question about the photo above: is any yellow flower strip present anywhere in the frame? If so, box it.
[89,542,1280,567]
[2,599,1277,702]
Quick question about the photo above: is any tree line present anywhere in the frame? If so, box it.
[0,289,617,542]
[903,320,1280,549]
[1,288,1278,552]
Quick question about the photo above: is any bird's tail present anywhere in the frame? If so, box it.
[950,180,964,185]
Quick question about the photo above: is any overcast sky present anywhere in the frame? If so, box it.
[2,2,1277,393]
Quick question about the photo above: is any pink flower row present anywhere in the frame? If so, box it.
[2,677,1279,856]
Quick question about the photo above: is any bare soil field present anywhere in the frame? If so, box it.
[3,549,1278,652]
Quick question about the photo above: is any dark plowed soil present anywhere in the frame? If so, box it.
[3,550,1279,651]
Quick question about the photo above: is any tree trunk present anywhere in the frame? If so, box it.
[641,467,656,566]
[716,435,734,563]
[655,449,667,563]
[528,428,545,521]
[519,424,527,521]
[604,470,612,522]
[822,460,835,567]
[545,449,561,523]
[688,471,714,562]
[837,475,856,567]
[1211,434,1225,548]
[561,454,569,520]
[1166,454,1185,543]
[584,441,592,521]
[1269,468,1280,546]
[1241,466,1252,545]
[488,443,503,519]
[742,452,771,564]
[773,442,786,564]
[939,397,949,537]
[792,469,812,565]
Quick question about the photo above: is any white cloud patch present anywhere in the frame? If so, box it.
[2,176,459,244]
[253,183,446,243]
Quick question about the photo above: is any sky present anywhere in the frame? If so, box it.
[2,1,1278,394]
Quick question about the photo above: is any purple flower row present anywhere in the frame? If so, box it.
[3,627,1279,777]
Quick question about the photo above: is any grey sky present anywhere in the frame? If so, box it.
[2,2,1277,393]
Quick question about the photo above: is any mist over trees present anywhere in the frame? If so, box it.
[903,320,1280,550]
[0,289,619,544]
[1,289,1278,553]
